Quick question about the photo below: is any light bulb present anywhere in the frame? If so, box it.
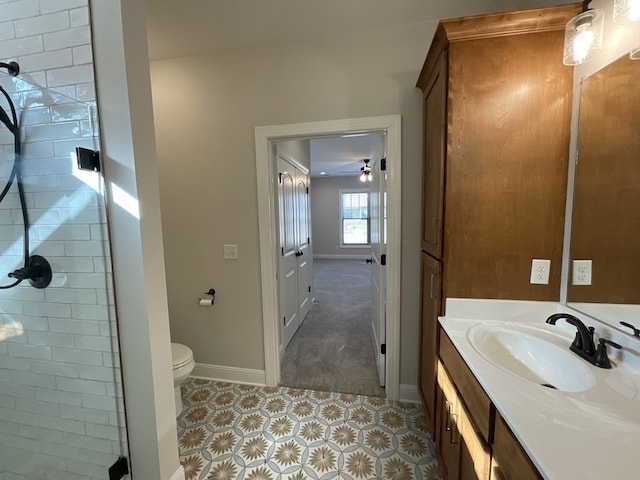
[614,0,640,24]
[360,173,367,182]
[563,9,604,66]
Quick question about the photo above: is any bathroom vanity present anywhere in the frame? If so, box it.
[416,1,640,479]
[437,299,640,480]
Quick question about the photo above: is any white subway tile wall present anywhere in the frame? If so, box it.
[1,2,126,479]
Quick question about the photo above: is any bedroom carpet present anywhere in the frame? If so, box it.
[280,259,385,397]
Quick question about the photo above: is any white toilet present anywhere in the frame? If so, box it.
[171,342,195,417]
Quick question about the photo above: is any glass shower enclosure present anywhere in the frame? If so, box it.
[0,70,127,479]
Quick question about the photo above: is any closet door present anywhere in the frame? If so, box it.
[295,169,312,322]
[278,155,300,348]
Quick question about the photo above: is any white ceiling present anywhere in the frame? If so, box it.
[144,0,547,61]
[309,134,384,178]
[144,0,575,178]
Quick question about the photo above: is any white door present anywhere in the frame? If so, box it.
[296,171,312,321]
[370,157,387,386]
[277,153,312,350]
[278,155,300,348]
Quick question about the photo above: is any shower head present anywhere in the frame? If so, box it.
[0,61,19,77]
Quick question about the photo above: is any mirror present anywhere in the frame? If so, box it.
[567,53,640,333]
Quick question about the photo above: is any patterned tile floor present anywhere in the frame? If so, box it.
[177,378,442,480]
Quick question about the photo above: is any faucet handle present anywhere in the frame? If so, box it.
[620,321,640,337]
[593,338,622,369]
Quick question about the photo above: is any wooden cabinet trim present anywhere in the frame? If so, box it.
[439,330,494,443]
[416,3,580,89]
[440,4,581,42]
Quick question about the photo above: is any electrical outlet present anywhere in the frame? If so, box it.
[530,259,551,285]
[572,259,592,285]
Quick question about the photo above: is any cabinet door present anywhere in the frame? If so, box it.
[435,362,460,480]
[421,53,447,258]
[491,414,542,480]
[418,252,442,433]
[459,405,491,480]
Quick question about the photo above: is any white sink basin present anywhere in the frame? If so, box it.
[467,323,597,392]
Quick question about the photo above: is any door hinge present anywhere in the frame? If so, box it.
[307,237,310,245]
[306,187,309,194]
[283,316,286,325]
[380,158,387,171]
[279,173,283,184]
[308,285,311,293]
[381,254,386,266]
[381,344,386,355]
[109,457,129,480]
[281,247,284,256]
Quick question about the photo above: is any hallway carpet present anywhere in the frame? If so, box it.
[280,259,385,397]
[177,378,442,480]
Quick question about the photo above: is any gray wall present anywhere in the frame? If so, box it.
[311,176,371,258]
[150,19,432,386]
[149,0,546,389]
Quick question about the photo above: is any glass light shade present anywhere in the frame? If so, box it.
[613,0,640,24]
[563,9,605,66]
[360,172,367,182]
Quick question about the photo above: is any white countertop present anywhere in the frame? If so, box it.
[439,299,640,480]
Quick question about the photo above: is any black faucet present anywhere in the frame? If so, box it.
[545,313,621,369]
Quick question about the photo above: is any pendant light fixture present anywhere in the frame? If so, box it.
[360,159,372,182]
[613,0,640,23]
[563,1,604,66]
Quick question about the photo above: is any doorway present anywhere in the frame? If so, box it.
[255,115,402,401]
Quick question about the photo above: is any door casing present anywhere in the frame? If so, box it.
[255,115,401,401]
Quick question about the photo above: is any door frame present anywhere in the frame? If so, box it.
[255,115,402,401]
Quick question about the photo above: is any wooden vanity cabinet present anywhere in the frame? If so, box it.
[436,331,493,480]
[419,252,442,433]
[436,360,492,480]
[492,414,542,480]
[437,328,543,480]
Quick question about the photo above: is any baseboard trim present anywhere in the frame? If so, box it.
[313,254,370,260]
[399,384,421,404]
[192,363,266,386]
[169,466,185,480]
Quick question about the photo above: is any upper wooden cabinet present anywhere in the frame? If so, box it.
[417,4,581,301]
[421,55,447,257]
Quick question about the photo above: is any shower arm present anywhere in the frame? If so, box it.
[0,61,19,77]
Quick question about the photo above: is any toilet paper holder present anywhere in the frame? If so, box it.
[199,288,216,306]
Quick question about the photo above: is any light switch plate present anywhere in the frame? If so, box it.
[223,244,238,260]
[572,259,592,285]
[530,259,551,284]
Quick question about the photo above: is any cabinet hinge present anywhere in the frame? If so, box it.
[381,254,386,266]
[380,158,387,171]
[381,344,386,355]
[109,457,129,480]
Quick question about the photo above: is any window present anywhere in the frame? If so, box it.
[340,190,370,245]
